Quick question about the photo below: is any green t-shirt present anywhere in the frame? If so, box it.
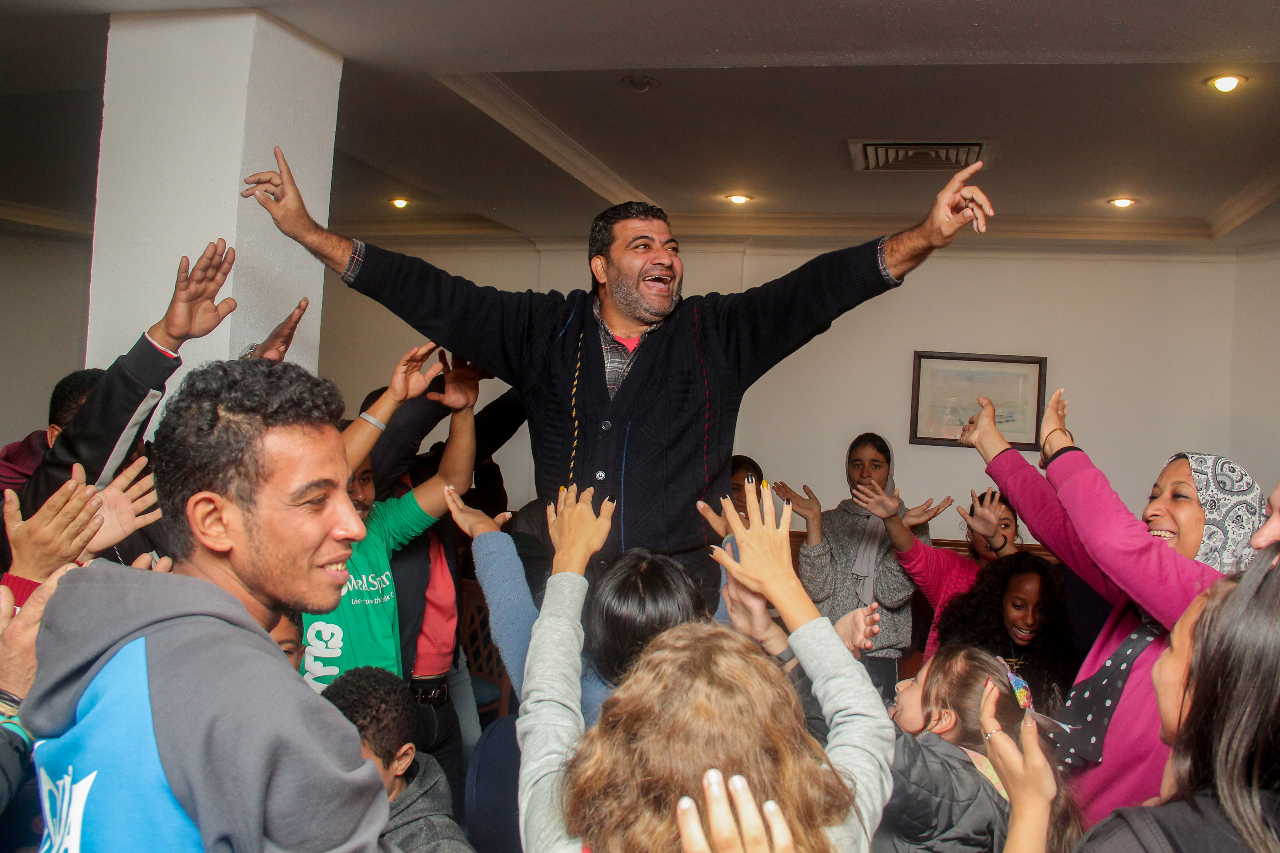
[302,491,437,692]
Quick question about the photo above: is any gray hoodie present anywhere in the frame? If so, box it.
[22,560,396,853]
[383,754,475,853]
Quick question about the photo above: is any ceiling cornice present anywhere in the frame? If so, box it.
[1210,161,1280,239]
[328,213,523,242]
[433,72,653,206]
[0,200,92,235]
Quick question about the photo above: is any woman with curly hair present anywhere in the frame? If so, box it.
[517,483,894,853]
[934,553,1078,716]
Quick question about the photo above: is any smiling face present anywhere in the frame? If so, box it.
[1003,572,1043,646]
[1251,479,1280,550]
[593,218,683,324]
[1143,457,1206,561]
[1153,592,1207,745]
[847,444,890,493]
[233,425,366,615]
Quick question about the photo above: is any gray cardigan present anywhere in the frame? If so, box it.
[516,572,896,853]
[798,500,930,660]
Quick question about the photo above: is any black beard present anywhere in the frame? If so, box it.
[607,268,680,324]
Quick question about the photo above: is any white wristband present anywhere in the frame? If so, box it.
[359,412,387,431]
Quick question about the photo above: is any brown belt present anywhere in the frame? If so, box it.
[408,674,450,707]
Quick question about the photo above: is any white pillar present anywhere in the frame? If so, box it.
[87,9,341,382]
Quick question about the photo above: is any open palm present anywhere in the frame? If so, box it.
[88,457,162,555]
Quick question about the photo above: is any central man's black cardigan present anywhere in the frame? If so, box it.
[350,239,898,577]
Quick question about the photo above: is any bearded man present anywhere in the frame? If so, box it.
[244,149,993,602]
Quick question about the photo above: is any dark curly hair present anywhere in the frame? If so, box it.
[588,201,669,292]
[152,359,345,559]
[935,552,1078,715]
[322,666,416,765]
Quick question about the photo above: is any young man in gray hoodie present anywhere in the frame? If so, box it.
[20,358,397,853]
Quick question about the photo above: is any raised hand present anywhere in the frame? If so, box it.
[697,498,746,538]
[955,489,998,539]
[834,603,881,656]
[252,298,309,361]
[241,146,318,243]
[444,485,512,538]
[850,481,901,520]
[4,470,102,583]
[678,769,794,853]
[925,161,993,244]
[0,564,73,700]
[387,343,445,403]
[546,486,615,575]
[721,573,782,647]
[86,456,162,555]
[425,351,481,411]
[1039,389,1074,467]
[771,482,820,523]
[147,240,237,352]
[903,496,954,529]
[958,396,1012,465]
[980,680,1055,853]
[711,479,818,633]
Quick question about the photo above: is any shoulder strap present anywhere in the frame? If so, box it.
[1117,807,1178,853]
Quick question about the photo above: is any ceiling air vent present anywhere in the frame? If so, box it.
[848,140,995,172]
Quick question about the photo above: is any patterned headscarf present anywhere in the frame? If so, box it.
[1171,453,1265,573]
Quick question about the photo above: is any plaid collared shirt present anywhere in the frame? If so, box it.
[593,298,661,399]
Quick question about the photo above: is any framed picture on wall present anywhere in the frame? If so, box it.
[910,351,1048,451]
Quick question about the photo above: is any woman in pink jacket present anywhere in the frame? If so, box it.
[958,388,1264,827]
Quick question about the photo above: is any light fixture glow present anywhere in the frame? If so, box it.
[391,198,409,208]
[1109,198,1136,208]
[727,195,751,204]
[1210,75,1245,92]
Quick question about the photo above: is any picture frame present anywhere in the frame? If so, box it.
[910,351,1048,452]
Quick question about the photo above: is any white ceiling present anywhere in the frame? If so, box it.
[2,3,1279,245]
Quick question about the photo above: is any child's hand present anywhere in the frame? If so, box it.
[902,496,954,529]
[677,769,794,853]
[546,486,615,575]
[697,499,746,538]
[834,603,880,656]
[426,351,482,411]
[387,343,444,403]
[957,488,1003,540]
[444,485,512,538]
[850,481,901,520]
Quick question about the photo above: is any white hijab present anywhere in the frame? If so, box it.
[845,436,896,607]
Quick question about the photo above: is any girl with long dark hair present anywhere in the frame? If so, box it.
[934,553,1078,716]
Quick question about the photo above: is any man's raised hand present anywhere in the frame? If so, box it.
[253,297,309,361]
[426,352,482,411]
[444,485,512,538]
[387,343,445,403]
[148,240,237,352]
[0,565,73,700]
[86,456,162,556]
[242,146,317,243]
[925,161,994,245]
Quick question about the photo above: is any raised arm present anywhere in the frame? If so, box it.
[961,396,1123,605]
[712,164,993,387]
[244,147,555,386]
[412,407,476,520]
[19,240,236,520]
[343,344,445,471]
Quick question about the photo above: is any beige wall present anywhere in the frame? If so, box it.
[1230,249,1280,495]
[316,238,1276,537]
[0,232,92,443]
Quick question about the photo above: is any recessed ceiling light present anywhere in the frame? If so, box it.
[727,195,751,204]
[1209,75,1246,92]
[1109,198,1136,208]
[391,198,409,208]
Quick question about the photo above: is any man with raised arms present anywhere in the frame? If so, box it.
[243,150,993,603]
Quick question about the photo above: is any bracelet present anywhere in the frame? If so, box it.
[0,688,22,709]
[0,718,33,750]
[359,412,387,432]
[772,645,796,666]
[987,533,1009,552]
[1040,426,1074,456]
